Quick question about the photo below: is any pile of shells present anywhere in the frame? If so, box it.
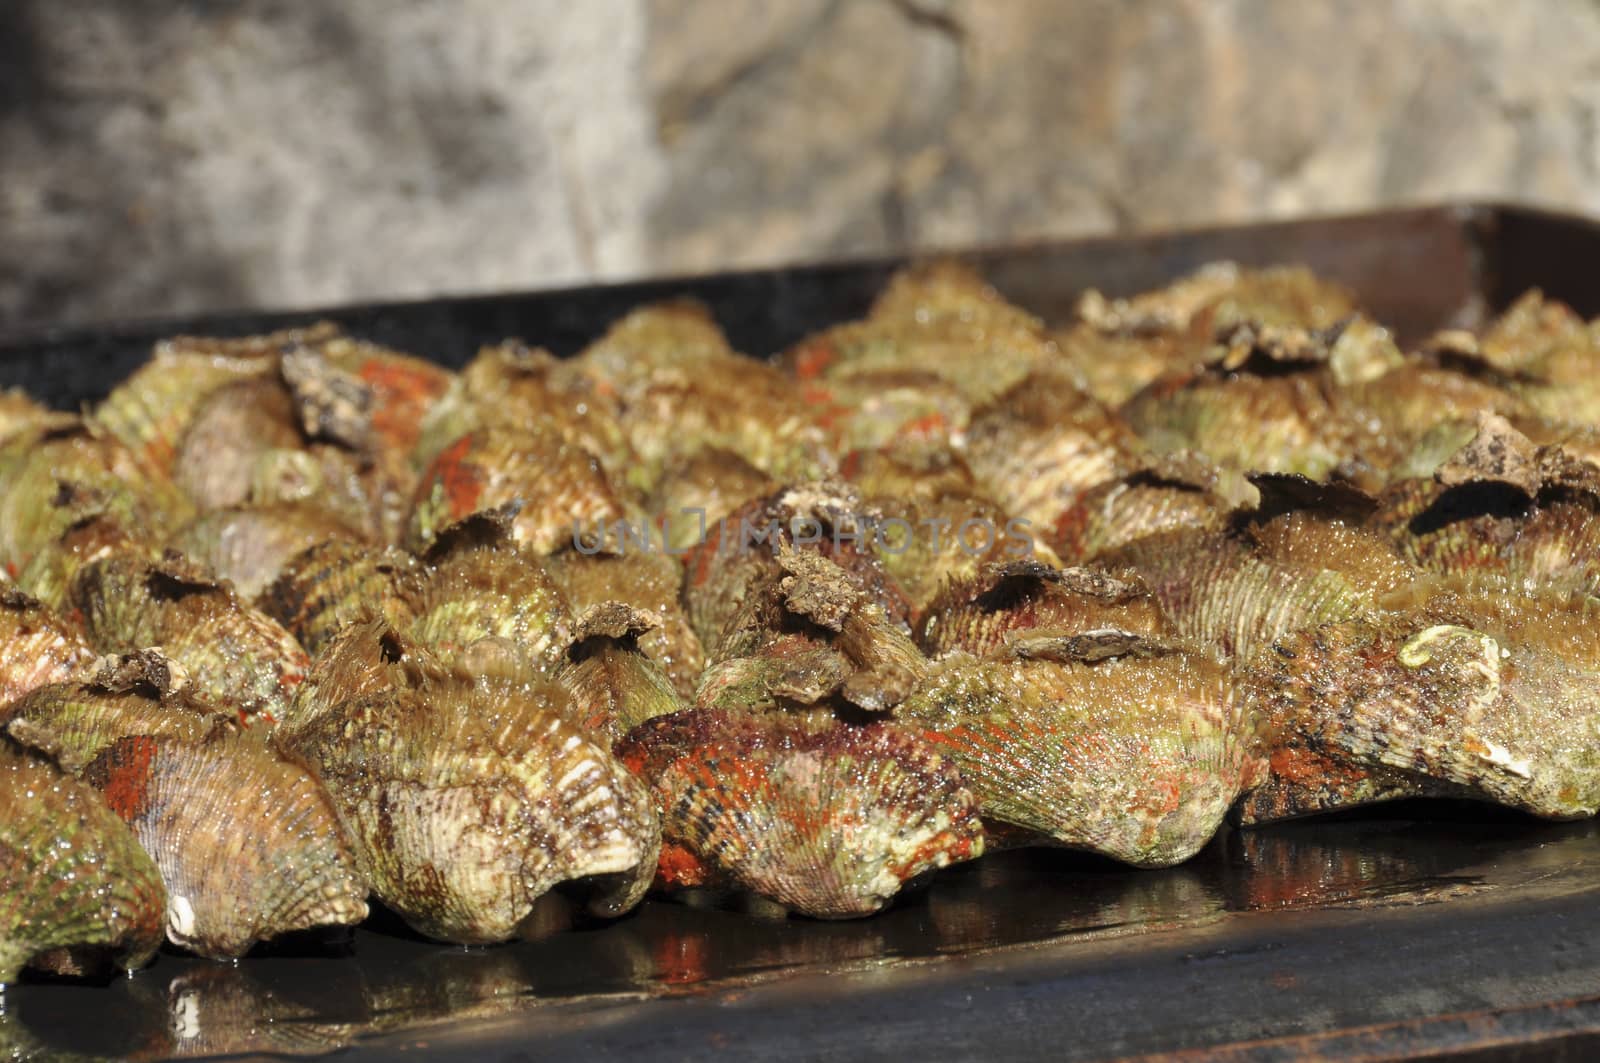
[5,263,1600,984]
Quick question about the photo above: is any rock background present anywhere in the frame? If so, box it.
[4,0,1600,331]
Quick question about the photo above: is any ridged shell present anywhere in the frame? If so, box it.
[1110,511,1415,664]
[93,328,297,479]
[545,547,704,699]
[82,732,369,958]
[572,303,834,488]
[413,342,634,486]
[698,546,926,714]
[168,502,362,601]
[1250,578,1600,820]
[896,648,1265,867]
[615,707,985,918]
[0,423,189,573]
[557,603,686,747]
[781,261,1053,407]
[3,654,227,774]
[258,538,425,657]
[642,447,776,553]
[406,425,628,555]
[1122,367,1382,486]
[173,378,302,510]
[278,621,659,944]
[71,552,309,724]
[682,483,912,656]
[917,562,1169,661]
[0,589,95,706]
[407,511,574,677]
[963,369,1138,531]
[0,744,166,983]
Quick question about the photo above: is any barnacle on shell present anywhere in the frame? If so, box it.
[0,743,166,984]
[615,706,985,918]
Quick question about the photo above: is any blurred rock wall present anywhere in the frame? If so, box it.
[4,0,1600,330]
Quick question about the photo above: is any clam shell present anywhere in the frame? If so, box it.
[278,621,659,944]
[896,647,1265,867]
[71,552,310,724]
[0,422,189,573]
[93,327,301,479]
[406,509,574,677]
[3,652,228,774]
[406,425,627,555]
[168,502,363,601]
[963,368,1138,531]
[917,561,1168,661]
[557,603,686,747]
[780,261,1052,407]
[0,588,95,706]
[571,303,834,488]
[173,378,302,510]
[0,744,166,983]
[414,342,634,486]
[641,447,775,554]
[544,547,704,699]
[258,538,425,657]
[1109,511,1415,664]
[1251,577,1600,820]
[615,707,985,918]
[81,732,369,958]
[682,482,912,657]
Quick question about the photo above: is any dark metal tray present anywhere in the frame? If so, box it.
[5,203,1600,1062]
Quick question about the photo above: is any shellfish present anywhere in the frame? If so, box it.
[896,640,1265,866]
[81,730,369,958]
[614,707,985,918]
[0,743,166,983]
[277,620,659,944]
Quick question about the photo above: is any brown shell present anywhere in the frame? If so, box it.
[963,368,1139,532]
[0,588,96,706]
[82,731,368,958]
[70,552,310,724]
[1248,577,1600,821]
[259,538,426,657]
[916,562,1169,661]
[681,482,912,657]
[3,652,228,774]
[0,422,189,573]
[781,261,1053,407]
[173,378,303,510]
[167,502,362,601]
[568,303,835,489]
[641,447,776,554]
[93,327,300,479]
[406,425,628,556]
[406,510,574,678]
[0,744,166,983]
[278,621,659,944]
[544,546,704,699]
[414,342,635,488]
[556,603,686,747]
[1108,510,1415,664]
[896,646,1265,867]
[615,707,985,918]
